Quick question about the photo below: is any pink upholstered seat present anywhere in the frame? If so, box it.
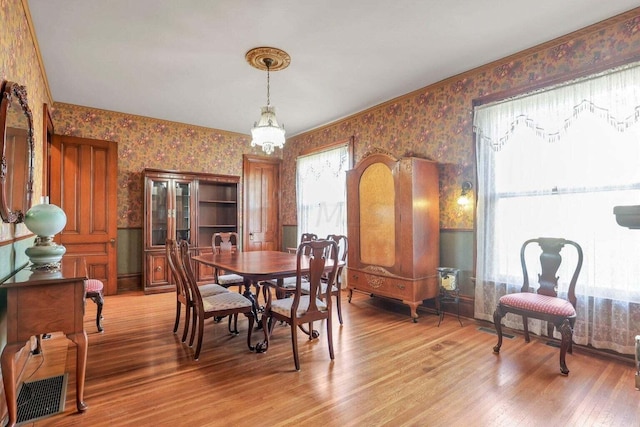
[85,279,104,332]
[85,279,103,293]
[498,293,576,318]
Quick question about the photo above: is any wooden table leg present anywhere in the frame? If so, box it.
[2,343,22,427]
[68,331,88,412]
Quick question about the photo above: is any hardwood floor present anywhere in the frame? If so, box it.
[19,290,639,426]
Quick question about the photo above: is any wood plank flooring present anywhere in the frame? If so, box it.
[19,290,640,426]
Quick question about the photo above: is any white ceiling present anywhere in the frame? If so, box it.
[28,0,639,137]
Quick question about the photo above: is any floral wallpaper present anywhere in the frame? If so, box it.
[285,9,640,230]
[0,0,51,243]
[52,104,264,229]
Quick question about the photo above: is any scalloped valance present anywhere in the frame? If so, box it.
[474,62,640,150]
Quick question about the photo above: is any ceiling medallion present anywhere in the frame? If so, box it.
[245,47,291,72]
[246,47,290,155]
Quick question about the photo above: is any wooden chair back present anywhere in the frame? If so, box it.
[326,234,348,283]
[295,239,338,307]
[166,239,190,304]
[521,237,583,307]
[298,233,318,255]
[212,232,240,254]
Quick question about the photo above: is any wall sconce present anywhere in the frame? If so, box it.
[457,181,473,206]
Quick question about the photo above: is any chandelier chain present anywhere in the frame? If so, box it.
[265,58,272,106]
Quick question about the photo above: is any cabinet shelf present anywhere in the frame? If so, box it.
[143,169,239,293]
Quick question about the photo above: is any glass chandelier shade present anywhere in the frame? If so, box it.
[251,105,285,155]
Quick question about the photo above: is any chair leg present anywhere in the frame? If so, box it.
[194,311,205,361]
[493,308,504,353]
[95,292,104,332]
[327,313,334,361]
[523,315,531,342]
[182,305,191,343]
[245,312,255,351]
[228,314,240,335]
[189,306,198,347]
[87,291,104,332]
[568,319,575,354]
[173,301,181,333]
[336,291,343,325]
[559,319,572,375]
[291,322,300,371]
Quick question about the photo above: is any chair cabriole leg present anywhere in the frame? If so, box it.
[559,319,572,375]
[493,307,504,353]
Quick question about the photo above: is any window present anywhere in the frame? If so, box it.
[296,143,350,241]
[474,63,640,354]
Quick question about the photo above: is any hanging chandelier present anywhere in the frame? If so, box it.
[246,47,290,155]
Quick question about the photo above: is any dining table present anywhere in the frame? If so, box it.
[191,250,343,351]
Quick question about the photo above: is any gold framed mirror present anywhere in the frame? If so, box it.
[0,81,34,223]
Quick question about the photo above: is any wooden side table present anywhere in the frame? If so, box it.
[0,257,88,427]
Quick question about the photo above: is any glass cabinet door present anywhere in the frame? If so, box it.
[150,179,169,246]
[175,181,191,243]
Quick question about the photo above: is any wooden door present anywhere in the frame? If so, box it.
[50,135,118,295]
[243,155,280,251]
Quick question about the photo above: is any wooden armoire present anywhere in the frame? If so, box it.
[346,151,440,321]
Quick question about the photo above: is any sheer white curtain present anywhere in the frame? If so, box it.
[296,145,349,242]
[474,63,640,354]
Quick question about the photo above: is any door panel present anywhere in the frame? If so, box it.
[50,135,118,295]
[243,155,280,252]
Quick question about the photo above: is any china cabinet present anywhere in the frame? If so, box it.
[346,151,439,321]
[143,168,239,293]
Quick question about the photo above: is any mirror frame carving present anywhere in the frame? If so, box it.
[0,81,34,223]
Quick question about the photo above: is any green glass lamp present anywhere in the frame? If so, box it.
[23,203,67,270]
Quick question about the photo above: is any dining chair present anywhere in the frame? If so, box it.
[166,239,229,343]
[301,234,347,324]
[261,239,339,371]
[212,232,245,292]
[177,240,255,360]
[265,232,318,297]
[493,237,583,375]
[85,279,104,332]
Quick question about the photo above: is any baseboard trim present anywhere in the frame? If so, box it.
[117,273,141,292]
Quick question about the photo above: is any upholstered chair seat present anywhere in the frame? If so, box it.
[215,273,245,287]
[199,283,230,297]
[498,293,576,318]
[269,295,327,318]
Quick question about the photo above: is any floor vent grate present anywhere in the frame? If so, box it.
[17,374,67,424]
